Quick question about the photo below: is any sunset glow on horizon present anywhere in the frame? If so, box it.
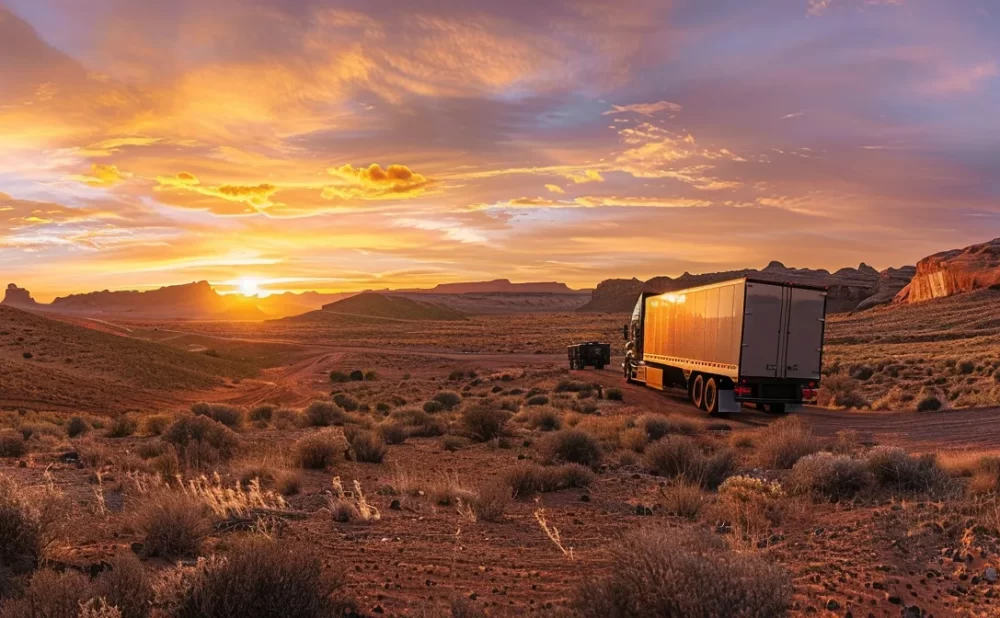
[2,0,998,302]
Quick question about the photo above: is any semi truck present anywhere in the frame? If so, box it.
[623,278,827,414]
[568,342,612,370]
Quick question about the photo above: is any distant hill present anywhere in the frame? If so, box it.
[895,238,1000,304]
[578,262,905,314]
[390,291,591,314]
[395,279,588,295]
[4,281,266,320]
[0,305,255,412]
[253,291,357,318]
[321,292,466,321]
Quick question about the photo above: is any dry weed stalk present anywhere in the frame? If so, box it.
[184,473,287,517]
[330,477,381,522]
[534,508,574,559]
[93,470,107,516]
[79,599,123,618]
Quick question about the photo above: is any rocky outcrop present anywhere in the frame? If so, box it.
[895,238,1000,304]
[47,281,266,320]
[856,266,917,311]
[579,262,887,314]
[576,278,643,313]
[2,283,38,308]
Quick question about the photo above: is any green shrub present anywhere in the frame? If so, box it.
[644,436,735,489]
[606,388,623,401]
[273,408,302,429]
[448,370,465,381]
[332,393,359,412]
[866,446,946,493]
[502,462,594,497]
[303,401,343,427]
[462,404,510,442]
[364,370,378,381]
[66,416,90,438]
[423,400,445,414]
[379,422,407,445]
[433,391,463,410]
[641,414,697,440]
[375,402,391,413]
[575,527,791,617]
[526,395,550,406]
[349,370,365,381]
[294,433,340,470]
[391,408,447,437]
[958,361,976,375]
[191,403,245,429]
[143,415,172,437]
[787,453,870,500]
[555,380,589,393]
[520,406,561,431]
[173,537,350,618]
[537,429,602,469]
[349,430,386,463]
[329,371,350,383]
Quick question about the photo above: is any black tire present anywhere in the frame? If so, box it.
[766,403,787,415]
[596,363,604,371]
[704,377,719,414]
[690,374,705,409]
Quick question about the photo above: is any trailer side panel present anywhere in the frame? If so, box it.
[783,287,826,380]
[740,281,785,378]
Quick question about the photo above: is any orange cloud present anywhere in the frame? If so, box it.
[603,101,682,116]
[322,164,430,200]
[155,173,278,213]
[544,184,565,194]
[562,170,605,184]
[70,163,131,186]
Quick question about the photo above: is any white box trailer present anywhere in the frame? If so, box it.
[623,278,827,414]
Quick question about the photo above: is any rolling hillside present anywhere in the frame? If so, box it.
[320,292,466,321]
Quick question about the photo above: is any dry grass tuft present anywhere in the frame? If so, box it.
[502,462,594,498]
[755,418,821,469]
[191,402,245,429]
[470,480,513,523]
[348,430,387,463]
[787,452,870,500]
[659,482,705,520]
[575,527,791,617]
[462,404,510,442]
[294,433,340,470]
[163,415,240,468]
[536,429,602,469]
[866,446,947,493]
[644,435,735,489]
[131,491,210,559]
[328,477,380,523]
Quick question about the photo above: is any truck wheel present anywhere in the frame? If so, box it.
[596,363,604,370]
[690,374,705,409]
[704,377,719,414]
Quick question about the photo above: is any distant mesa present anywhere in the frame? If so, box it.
[895,238,1000,304]
[2,283,38,308]
[321,292,466,321]
[392,279,588,295]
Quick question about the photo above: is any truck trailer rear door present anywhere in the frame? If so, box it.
[782,287,826,380]
[741,282,784,378]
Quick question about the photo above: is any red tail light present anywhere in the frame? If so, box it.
[734,386,752,397]
[802,388,817,400]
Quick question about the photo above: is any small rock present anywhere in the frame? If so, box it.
[580,494,590,502]
[984,567,998,583]
[389,500,401,511]
[825,599,841,610]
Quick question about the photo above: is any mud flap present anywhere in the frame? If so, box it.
[718,390,741,414]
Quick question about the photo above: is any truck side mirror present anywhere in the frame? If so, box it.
[623,324,629,340]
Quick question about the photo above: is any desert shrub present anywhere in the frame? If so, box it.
[294,433,340,470]
[645,436,734,489]
[660,482,705,520]
[755,418,820,469]
[93,551,153,618]
[303,401,343,427]
[606,388,623,401]
[440,436,466,452]
[716,476,787,548]
[142,415,172,437]
[332,393,358,412]
[191,403,244,429]
[537,429,602,469]
[375,402,391,414]
[787,453,870,500]
[525,394,550,406]
[248,404,276,424]
[174,538,350,618]
[817,375,866,409]
[0,432,27,458]
[349,370,365,381]
[462,404,510,442]
[379,422,407,445]
[448,370,465,381]
[330,370,350,383]
[576,527,791,617]
[66,416,90,438]
[0,475,44,597]
[273,408,302,429]
[866,446,946,493]
[132,491,209,559]
[917,395,942,412]
[423,400,444,414]
[349,430,387,463]
[502,462,593,497]
[519,406,562,431]
[276,470,303,496]
[163,416,240,467]
[391,408,447,437]
[619,427,648,453]
[958,361,976,375]
[640,414,697,440]
[21,352,32,360]
[364,370,378,381]
[555,379,589,393]
[0,570,94,618]
[470,480,512,522]
[108,415,138,438]
[433,391,463,410]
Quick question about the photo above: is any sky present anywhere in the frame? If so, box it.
[1,0,998,300]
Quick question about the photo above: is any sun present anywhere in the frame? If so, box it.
[238,277,260,297]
